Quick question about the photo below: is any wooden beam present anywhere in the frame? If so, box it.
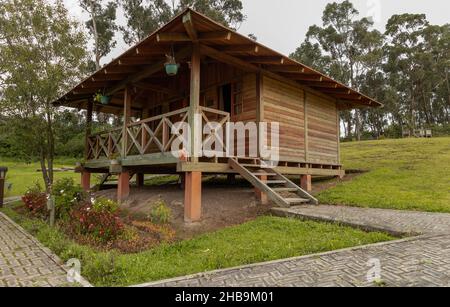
[304,91,309,162]
[156,32,191,42]
[135,46,167,55]
[118,57,159,66]
[184,171,202,222]
[285,74,323,82]
[256,72,263,157]
[304,82,339,88]
[221,44,259,53]
[241,56,284,64]
[265,65,305,73]
[333,94,363,100]
[189,44,201,162]
[199,44,259,73]
[182,12,198,41]
[156,31,232,42]
[92,74,125,81]
[104,66,138,74]
[199,31,232,41]
[85,100,93,159]
[320,88,352,95]
[133,82,176,95]
[122,86,132,157]
[107,46,192,96]
[81,82,110,89]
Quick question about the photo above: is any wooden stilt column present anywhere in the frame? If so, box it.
[85,100,93,159]
[184,171,202,222]
[117,171,130,201]
[227,174,236,184]
[189,43,201,162]
[254,174,268,205]
[136,173,144,188]
[81,172,91,192]
[300,175,312,192]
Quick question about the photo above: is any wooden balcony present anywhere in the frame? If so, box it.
[84,106,230,170]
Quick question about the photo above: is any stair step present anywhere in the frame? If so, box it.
[284,198,310,205]
[265,180,286,185]
[241,164,274,169]
[252,172,277,176]
[273,188,298,192]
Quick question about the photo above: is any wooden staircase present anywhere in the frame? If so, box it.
[228,158,318,208]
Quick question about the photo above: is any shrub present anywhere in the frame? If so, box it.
[148,200,172,224]
[68,203,124,243]
[92,197,119,214]
[22,183,48,218]
[52,178,85,219]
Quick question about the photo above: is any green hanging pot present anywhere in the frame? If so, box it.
[100,95,110,105]
[165,63,180,76]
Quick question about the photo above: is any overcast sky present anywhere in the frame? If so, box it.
[63,0,450,65]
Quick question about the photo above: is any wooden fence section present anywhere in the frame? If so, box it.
[87,127,123,160]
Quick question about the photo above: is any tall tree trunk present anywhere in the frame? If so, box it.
[90,0,100,70]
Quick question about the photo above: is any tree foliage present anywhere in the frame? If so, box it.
[291,1,450,139]
[0,0,89,190]
[120,0,245,45]
[80,0,118,70]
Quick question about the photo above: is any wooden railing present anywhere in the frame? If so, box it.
[125,107,190,157]
[87,127,123,160]
[199,106,230,157]
[86,106,231,161]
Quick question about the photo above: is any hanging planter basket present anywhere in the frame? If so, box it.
[100,95,111,105]
[165,47,180,76]
[94,93,111,105]
[165,62,180,76]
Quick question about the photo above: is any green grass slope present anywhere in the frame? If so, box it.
[318,137,450,213]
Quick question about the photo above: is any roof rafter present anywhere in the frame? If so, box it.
[106,46,192,96]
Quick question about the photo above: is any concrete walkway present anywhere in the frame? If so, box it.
[137,205,450,287]
[0,212,89,287]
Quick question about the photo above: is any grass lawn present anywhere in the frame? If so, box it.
[318,137,450,213]
[1,204,393,287]
[0,158,83,198]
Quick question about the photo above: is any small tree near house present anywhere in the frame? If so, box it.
[0,0,89,193]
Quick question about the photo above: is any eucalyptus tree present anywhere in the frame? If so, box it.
[80,0,118,70]
[120,0,245,45]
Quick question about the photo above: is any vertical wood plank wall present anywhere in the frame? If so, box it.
[262,75,339,165]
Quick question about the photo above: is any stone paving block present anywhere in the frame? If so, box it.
[140,206,450,288]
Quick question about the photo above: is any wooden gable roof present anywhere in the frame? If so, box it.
[53,8,382,113]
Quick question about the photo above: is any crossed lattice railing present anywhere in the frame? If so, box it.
[125,107,190,157]
[87,107,231,161]
[199,106,231,157]
[87,127,123,160]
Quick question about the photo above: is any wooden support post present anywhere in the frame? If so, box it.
[184,171,202,222]
[256,73,263,157]
[179,173,186,189]
[189,43,201,162]
[227,174,236,184]
[117,171,130,201]
[122,86,132,158]
[85,100,93,159]
[136,173,145,188]
[300,175,312,193]
[81,172,91,192]
[254,174,268,205]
